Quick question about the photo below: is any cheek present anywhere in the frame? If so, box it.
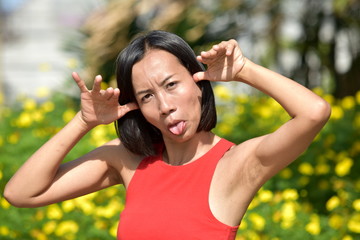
[139,105,159,125]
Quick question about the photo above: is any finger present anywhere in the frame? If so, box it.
[201,48,219,59]
[193,71,208,82]
[196,55,204,63]
[225,43,235,56]
[92,75,102,93]
[103,87,114,100]
[117,102,139,117]
[111,88,121,102]
[72,72,88,92]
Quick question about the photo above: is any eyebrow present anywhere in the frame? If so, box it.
[135,74,175,96]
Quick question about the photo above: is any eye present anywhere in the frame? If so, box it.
[141,93,153,102]
[166,81,177,89]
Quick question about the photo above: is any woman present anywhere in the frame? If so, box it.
[4,30,331,239]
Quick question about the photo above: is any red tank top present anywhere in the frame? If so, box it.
[117,138,239,239]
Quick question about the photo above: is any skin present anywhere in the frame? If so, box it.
[4,40,331,227]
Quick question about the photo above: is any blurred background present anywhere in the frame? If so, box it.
[0,0,359,239]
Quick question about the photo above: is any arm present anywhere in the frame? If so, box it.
[4,73,138,207]
[194,40,331,185]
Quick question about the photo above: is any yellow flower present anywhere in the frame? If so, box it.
[279,168,293,179]
[248,213,266,231]
[343,235,353,240]
[258,189,273,203]
[280,202,298,229]
[350,141,360,156]
[0,93,4,105]
[354,113,360,129]
[62,200,76,212]
[35,210,45,221]
[110,221,120,237]
[282,189,299,201]
[39,62,51,72]
[1,197,11,209]
[55,220,79,236]
[330,105,344,120]
[36,87,50,98]
[315,163,330,175]
[312,87,324,96]
[335,157,353,177]
[30,229,47,240]
[235,105,245,115]
[326,196,340,211]
[75,198,95,215]
[248,198,260,210]
[298,162,314,175]
[281,202,297,220]
[101,81,109,90]
[323,134,336,148]
[16,112,33,127]
[32,110,44,122]
[214,84,232,101]
[353,199,360,212]
[348,213,360,233]
[235,94,248,104]
[256,105,272,118]
[356,91,360,104]
[298,176,310,186]
[42,221,57,235]
[95,199,122,218]
[7,132,20,144]
[62,109,76,123]
[40,101,55,113]
[90,125,110,146]
[329,214,343,229]
[23,98,37,111]
[216,122,232,135]
[46,204,63,219]
[0,136,3,147]
[305,214,321,235]
[323,94,335,105]
[0,226,10,236]
[67,58,78,69]
[341,96,355,109]
[95,220,108,230]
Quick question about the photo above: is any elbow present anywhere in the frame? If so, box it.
[3,187,22,208]
[308,99,331,125]
[3,185,32,208]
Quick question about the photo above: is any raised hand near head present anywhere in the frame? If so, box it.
[72,72,138,128]
[193,39,246,82]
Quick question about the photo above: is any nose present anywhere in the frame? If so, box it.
[158,93,176,116]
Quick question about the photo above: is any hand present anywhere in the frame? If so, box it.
[193,39,246,82]
[72,72,138,128]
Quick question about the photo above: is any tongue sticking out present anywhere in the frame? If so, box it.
[169,121,185,135]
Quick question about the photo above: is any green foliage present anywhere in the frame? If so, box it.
[0,93,124,240]
[213,85,360,239]
[1,87,360,239]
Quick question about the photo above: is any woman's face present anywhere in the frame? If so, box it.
[131,49,202,143]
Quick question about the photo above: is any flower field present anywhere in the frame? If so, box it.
[0,86,359,240]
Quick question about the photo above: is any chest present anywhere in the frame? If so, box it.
[118,156,239,239]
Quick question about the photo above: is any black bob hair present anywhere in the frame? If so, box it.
[115,30,217,156]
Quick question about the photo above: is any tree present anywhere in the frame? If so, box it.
[79,0,359,98]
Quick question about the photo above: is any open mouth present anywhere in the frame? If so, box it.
[168,121,186,135]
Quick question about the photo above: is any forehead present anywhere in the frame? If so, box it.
[132,49,185,85]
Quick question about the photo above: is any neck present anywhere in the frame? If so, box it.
[162,132,219,166]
